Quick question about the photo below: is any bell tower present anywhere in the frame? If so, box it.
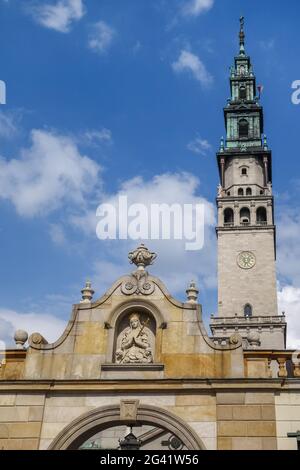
[210,18,286,349]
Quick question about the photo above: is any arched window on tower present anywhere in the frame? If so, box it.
[240,207,250,225]
[239,85,247,100]
[246,187,252,196]
[238,188,244,196]
[224,208,234,226]
[256,207,267,225]
[241,167,248,176]
[244,304,253,317]
[239,119,249,138]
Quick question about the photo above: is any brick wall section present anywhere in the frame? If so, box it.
[217,392,277,450]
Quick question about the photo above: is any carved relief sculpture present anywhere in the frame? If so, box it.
[115,313,153,364]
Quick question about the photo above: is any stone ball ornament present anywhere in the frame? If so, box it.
[247,331,261,347]
[14,329,28,349]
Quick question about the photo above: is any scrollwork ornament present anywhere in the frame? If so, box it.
[229,333,241,345]
[121,273,155,296]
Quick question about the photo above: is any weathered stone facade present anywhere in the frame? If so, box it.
[0,19,299,451]
[0,245,300,450]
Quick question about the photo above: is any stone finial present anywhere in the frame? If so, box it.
[81,279,94,303]
[186,280,199,304]
[247,331,261,348]
[128,244,157,270]
[14,330,28,350]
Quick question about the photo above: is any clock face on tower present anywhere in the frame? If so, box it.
[237,251,256,269]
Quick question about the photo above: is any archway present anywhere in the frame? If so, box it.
[48,403,206,450]
[239,118,249,138]
[240,207,250,225]
[224,208,234,225]
[257,206,267,224]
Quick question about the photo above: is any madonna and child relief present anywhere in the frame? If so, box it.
[115,313,154,364]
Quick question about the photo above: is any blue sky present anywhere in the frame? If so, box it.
[1,0,300,347]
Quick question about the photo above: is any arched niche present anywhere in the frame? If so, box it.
[104,301,164,364]
[113,309,156,364]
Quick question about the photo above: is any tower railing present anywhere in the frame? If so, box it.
[210,315,286,324]
[256,220,267,225]
[244,351,300,379]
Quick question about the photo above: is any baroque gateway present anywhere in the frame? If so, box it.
[0,19,299,451]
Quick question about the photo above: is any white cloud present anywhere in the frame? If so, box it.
[49,223,67,245]
[0,129,100,217]
[0,110,18,139]
[83,128,112,146]
[88,21,115,54]
[276,204,300,348]
[93,260,129,290]
[29,0,85,33]
[259,39,275,51]
[72,172,217,296]
[187,136,212,156]
[172,50,213,86]
[182,0,214,17]
[278,286,300,349]
[0,308,67,347]
[277,207,300,286]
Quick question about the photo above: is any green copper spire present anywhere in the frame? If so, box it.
[220,17,265,151]
[239,16,245,55]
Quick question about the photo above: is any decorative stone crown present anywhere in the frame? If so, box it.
[121,244,157,296]
[128,244,157,270]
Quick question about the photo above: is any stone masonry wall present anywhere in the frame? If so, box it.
[275,391,300,450]
[217,391,277,450]
[218,230,278,318]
